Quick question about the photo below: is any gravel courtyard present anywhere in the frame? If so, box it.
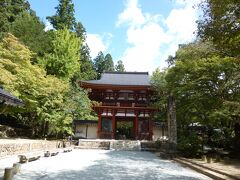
[12,150,210,180]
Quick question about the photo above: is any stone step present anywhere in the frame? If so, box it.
[173,158,236,180]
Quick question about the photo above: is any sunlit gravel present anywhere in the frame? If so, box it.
[12,149,211,180]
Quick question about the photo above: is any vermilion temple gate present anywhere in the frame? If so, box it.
[81,72,158,140]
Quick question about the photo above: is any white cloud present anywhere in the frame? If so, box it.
[86,33,113,59]
[116,0,145,27]
[165,5,197,41]
[44,21,53,31]
[117,0,200,73]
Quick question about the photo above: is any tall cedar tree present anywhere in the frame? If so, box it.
[93,51,105,79]
[104,54,114,72]
[115,60,125,72]
[0,0,30,38]
[10,11,53,60]
[47,0,76,30]
[74,22,96,81]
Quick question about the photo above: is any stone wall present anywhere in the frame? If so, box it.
[77,140,110,150]
[110,140,141,151]
[0,139,60,158]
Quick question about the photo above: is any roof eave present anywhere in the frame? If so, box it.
[80,81,151,90]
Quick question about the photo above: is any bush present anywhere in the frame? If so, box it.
[177,130,202,157]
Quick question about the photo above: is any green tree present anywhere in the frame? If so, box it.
[151,68,168,121]
[115,60,125,72]
[64,85,96,120]
[0,33,70,137]
[75,22,86,40]
[104,53,114,72]
[10,11,53,60]
[47,0,76,30]
[0,0,30,38]
[93,51,105,79]
[78,44,97,80]
[152,41,240,155]
[169,42,239,151]
[197,0,240,57]
[0,33,95,137]
[72,22,97,81]
[39,27,81,80]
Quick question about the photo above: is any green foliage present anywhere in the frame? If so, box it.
[152,40,240,154]
[47,0,76,30]
[104,54,114,72]
[115,60,125,72]
[78,44,97,80]
[0,0,30,38]
[93,51,105,79]
[10,11,53,59]
[75,22,86,40]
[0,1,98,138]
[197,0,240,57]
[64,85,97,120]
[177,130,202,157]
[93,51,115,79]
[0,33,70,136]
[151,68,168,121]
[39,27,81,80]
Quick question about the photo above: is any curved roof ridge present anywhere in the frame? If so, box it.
[81,71,150,87]
[104,71,148,75]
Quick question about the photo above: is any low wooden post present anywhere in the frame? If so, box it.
[13,163,21,174]
[3,167,14,180]
[207,156,212,163]
[215,154,221,162]
[202,155,207,161]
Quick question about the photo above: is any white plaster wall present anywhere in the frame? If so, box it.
[75,124,97,139]
[87,126,97,139]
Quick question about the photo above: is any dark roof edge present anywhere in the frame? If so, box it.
[81,81,151,87]
[103,71,149,75]
[73,120,98,124]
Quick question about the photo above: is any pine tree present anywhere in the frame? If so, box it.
[47,0,76,30]
[93,51,105,79]
[0,0,30,38]
[10,11,53,59]
[115,60,125,72]
[104,54,114,72]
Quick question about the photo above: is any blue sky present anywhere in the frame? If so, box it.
[28,0,201,73]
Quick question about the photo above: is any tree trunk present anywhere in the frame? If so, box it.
[167,96,177,151]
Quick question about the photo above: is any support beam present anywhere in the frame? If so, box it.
[149,119,153,140]
[112,110,116,139]
[134,111,139,140]
[97,113,102,138]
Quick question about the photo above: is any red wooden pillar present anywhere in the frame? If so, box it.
[148,117,153,140]
[97,113,102,138]
[112,110,116,139]
[134,111,139,140]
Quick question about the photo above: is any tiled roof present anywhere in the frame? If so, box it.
[0,88,24,106]
[83,72,150,86]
